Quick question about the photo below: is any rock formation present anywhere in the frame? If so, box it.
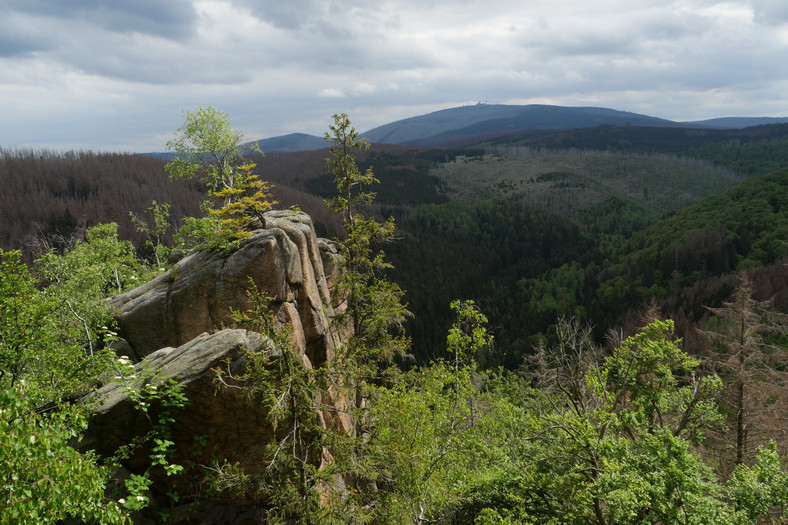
[82,211,350,522]
[108,210,341,367]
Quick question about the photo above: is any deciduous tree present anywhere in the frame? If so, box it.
[165,106,259,197]
[474,319,734,524]
[0,241,143,522]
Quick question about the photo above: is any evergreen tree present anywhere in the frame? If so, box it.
[209,162,277,239]
[703,273,788,469]
[165,107,276,246]
[323,113,409,405]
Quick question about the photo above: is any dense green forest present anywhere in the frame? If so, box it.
[3,114,788,522]
[3,123,788,361]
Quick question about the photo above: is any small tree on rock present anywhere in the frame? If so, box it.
[208,162,277,239]
[166,107,276,244]
[165,106,259,198]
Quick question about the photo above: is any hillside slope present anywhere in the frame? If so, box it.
[591,168,788,342]
[362,104,683,145]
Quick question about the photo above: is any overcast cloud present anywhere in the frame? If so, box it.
[1,0,787,151]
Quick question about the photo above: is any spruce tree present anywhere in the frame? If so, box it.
[323,113,409,407]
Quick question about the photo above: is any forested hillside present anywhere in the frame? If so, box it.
[593,168,788,343]
[0,149,203,261]
[0,148,340,260]
[4,112,788,523]
[473,122,788,176]
[3,123,787,364]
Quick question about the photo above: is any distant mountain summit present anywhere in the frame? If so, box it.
[144,105,788,157]
[144,133,327,158]
[361,104,682,146]
[249,133,329,153]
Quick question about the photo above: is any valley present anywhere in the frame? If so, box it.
[3,105,788,522]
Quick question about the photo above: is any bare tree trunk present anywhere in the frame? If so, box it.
[736,376,745,465]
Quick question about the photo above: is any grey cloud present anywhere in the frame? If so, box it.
[514,7,709,59]
[637,10,710,41]
[69,56,251,86]
[238,0,325,30]
[0,17,53,57]
[0,38,39,57]
[237,0,441,72]
[59,34,253,86]
[244,25,434,74]
[235,0,366,43]
[751,0,788,25]
[3,0,197,39]
[3,0,788,152]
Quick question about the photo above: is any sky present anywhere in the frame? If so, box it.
[1,0,788,152]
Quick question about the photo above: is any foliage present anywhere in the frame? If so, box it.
[109,354,191,515]
[38,222,150,298]
[210,286,788,524]
[364,299,492,523]
[172,215,222,251]
[165,106,260,198]
[324,113,377,224]
[323,113,410,388]
[447,299,494,367]
[34,222,150,376]
[0,250,58,392]
[212,281,338,523]
[727,442,788,522]
[130,200,172,267]
[0,247,118,407]
[0,239,141,522]
[368,361,480,523]
[462,320,742,524]
[0,385,127,524]
[208,162,277,240]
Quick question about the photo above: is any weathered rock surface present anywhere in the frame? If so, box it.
[82,211,350,522]
[83,330,271,483]
[109,210,340,366]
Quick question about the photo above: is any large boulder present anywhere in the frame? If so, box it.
[82,329,271,487]
[109,210,341,366]
[83,211,351,520]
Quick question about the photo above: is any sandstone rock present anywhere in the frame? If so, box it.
[82,327,350,521]
[82,329,271,489]
[83,211,353,520]
[109,210,340,366]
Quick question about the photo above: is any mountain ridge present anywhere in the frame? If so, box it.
[144,104,788,155]
[362,104,684,145]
